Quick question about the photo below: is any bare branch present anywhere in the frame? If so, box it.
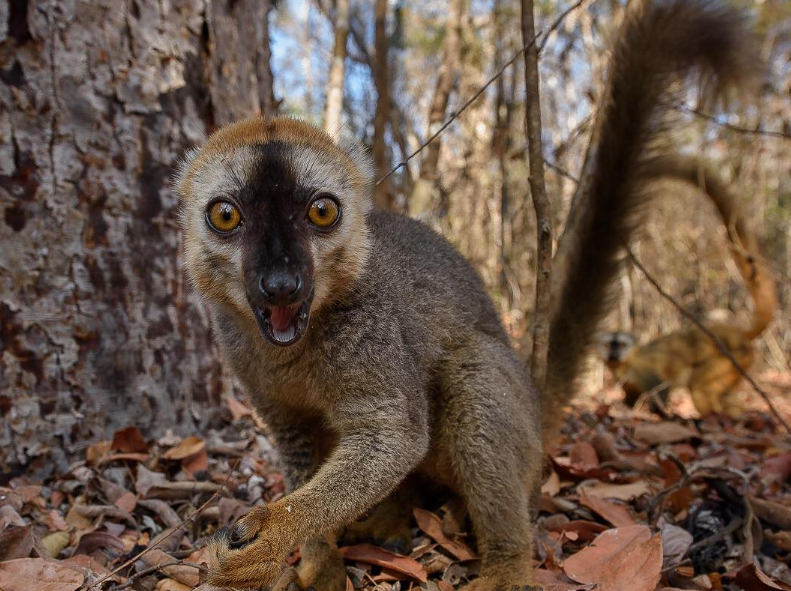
[675,104,791,141]
[521,0,552,388]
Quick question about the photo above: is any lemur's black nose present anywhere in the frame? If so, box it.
[259,270,302,303]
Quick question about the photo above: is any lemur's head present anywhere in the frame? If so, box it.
[175,118,373,347]
[597,331,637,365]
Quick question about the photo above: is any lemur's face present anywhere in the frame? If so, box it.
[597,331,636,364]
[176,119,373,348]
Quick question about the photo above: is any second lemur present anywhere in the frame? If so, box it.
[174,1,759,589]
[601,157,777,417]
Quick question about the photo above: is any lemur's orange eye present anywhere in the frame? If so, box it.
[307,196,341,230]
[206,200,242,234]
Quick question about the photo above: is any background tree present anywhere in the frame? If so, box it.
[0,0,278,475]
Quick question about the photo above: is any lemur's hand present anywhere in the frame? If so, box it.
[207,501,298,589]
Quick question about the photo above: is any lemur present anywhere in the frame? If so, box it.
[174,1,758,588]
[600,156,777,417]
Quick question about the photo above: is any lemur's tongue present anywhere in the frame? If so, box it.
[270,305,298,332]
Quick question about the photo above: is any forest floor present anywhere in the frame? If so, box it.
[2,372,791,591]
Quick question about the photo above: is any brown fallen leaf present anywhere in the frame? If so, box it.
[563,525,662,591]
[155,578,193,591]
[413,508,475,561]
[763,452,791,483]
[135,500,180,529]
[339,544,428,582]
[542,470,562,497]
[570,441,600,473]
[163,436,206,461]
[580,493,636,527]
[114,491,137,513]
[85,440,112,464]
[73,531,126,555]
[0,558,84,591]
[111,426,149,454]
[0,526,35,560]
[578,480,652,501]
[183,448,209,474]
[634,422,698,445]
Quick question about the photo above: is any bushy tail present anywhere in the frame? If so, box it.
[649,156,777,339]
[544,0,759,434]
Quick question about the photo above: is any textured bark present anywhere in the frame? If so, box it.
[0,0,276,477]
[521,0,552,388]
[409,0,463,218]
[324,0,349,135]
[372,0,391,210]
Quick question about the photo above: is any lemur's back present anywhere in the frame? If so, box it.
[362,210,511,351]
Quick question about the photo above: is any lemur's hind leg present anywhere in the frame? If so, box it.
[441,338,542,590]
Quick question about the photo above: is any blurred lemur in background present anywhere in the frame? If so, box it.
[174,0,761,588]
[600,157,777,417]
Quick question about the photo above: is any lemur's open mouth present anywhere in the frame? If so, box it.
[253,298,312,347]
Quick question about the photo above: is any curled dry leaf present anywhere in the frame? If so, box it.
[340,543,428,582]
[163,436,206,461]
[111,426,149,454]
[563,525,662,591]
[413,508,476,561]
[141,548,201,587]
[579,493,636,527]
[733,562,791,591]
[542,470,562,497]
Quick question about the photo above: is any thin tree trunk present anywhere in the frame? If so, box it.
[0,0,276,477]
[409,0,464,218]
[324,0,350,134]
[372,0,391,209]
[493,0,514,309]
[521,0,553,388]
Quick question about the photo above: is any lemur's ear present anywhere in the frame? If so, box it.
[171,146,202,200]
[338,136,375,193]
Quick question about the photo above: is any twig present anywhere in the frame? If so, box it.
[376,0,592,186]
[675,104,791,142]
[84,459,241,590]
[376,33,541,186]
[522,0,552,388]
[627,247,791,437]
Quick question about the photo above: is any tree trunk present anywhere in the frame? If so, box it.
[372,0,391,210]
[409,0,463,218]
[324,0,350,135]
[0,0,277,477]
